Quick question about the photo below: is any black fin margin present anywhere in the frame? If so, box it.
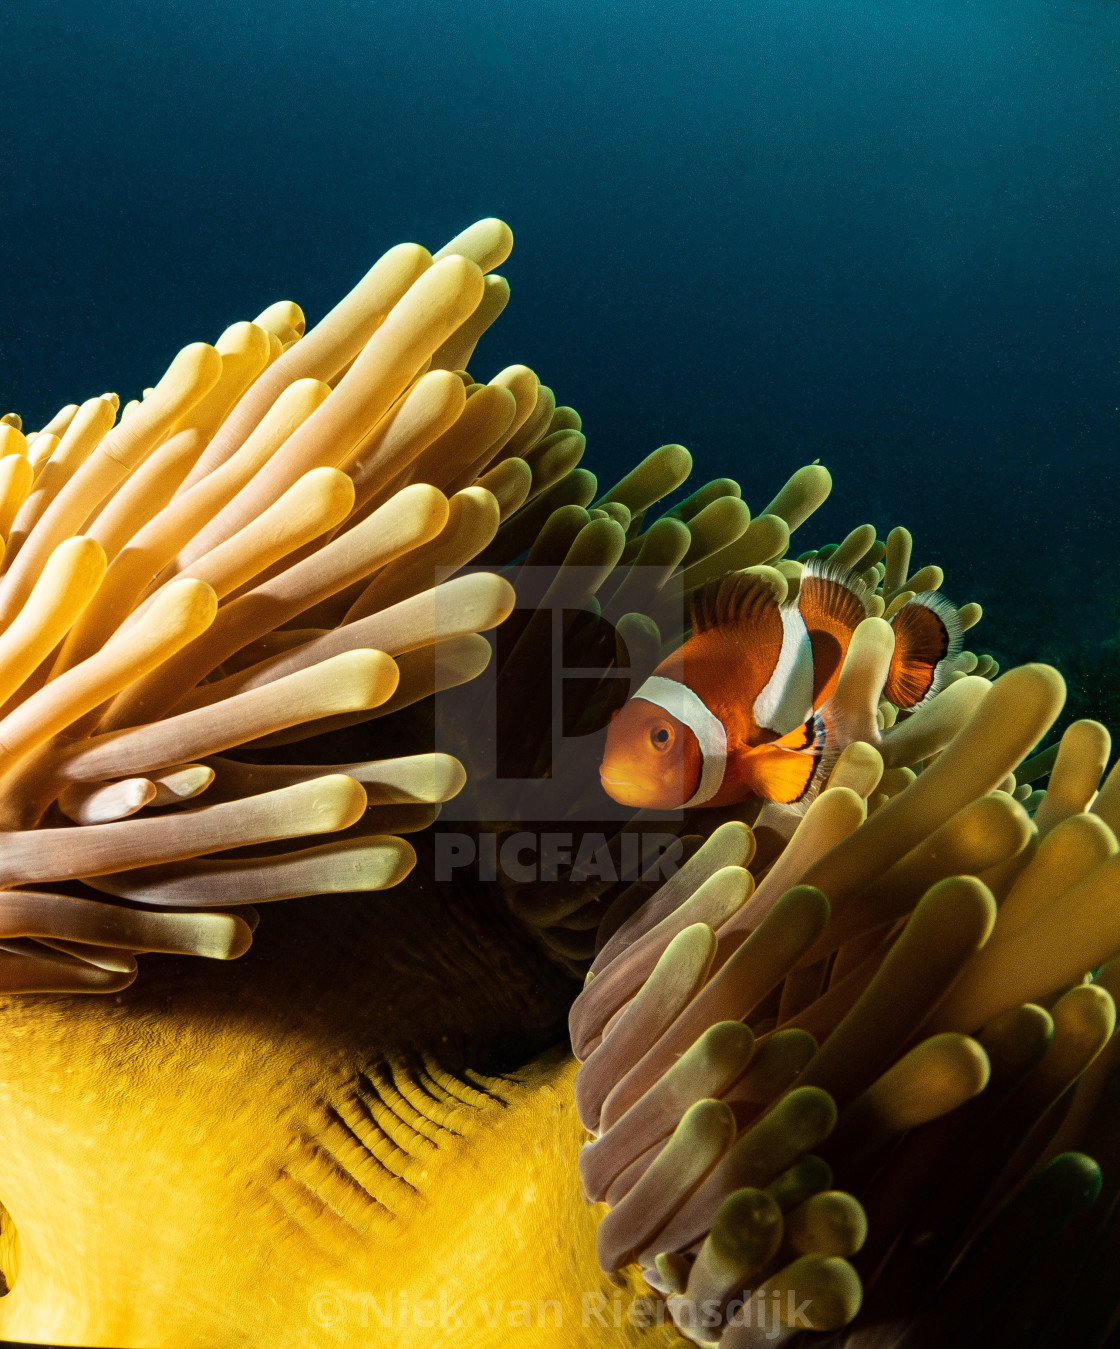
[785,712,831,815]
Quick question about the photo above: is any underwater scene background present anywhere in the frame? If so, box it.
[3,0,1118,719]
[1,2,1120,1347]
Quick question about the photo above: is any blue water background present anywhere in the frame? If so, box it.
[1,0,1117,677]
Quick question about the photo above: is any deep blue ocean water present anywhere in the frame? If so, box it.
[1,0,1117,693]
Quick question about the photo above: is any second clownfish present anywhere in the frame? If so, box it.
[599,559,961,811]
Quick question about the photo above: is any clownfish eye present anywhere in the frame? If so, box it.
[649,723,674,752]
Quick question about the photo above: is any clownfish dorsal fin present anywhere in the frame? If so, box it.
[797,556,873,707]
[688,567,785,636]
[884,591,963,709]
[684,568,811,740]
[798,555,873,624]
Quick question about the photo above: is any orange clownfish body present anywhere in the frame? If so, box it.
[599,560,961,811]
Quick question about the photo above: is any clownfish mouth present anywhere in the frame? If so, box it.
[599,767,646,804]
[599,766,678,809]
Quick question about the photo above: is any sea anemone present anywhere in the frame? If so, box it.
[548,555,1120,1342]
[0,217,573,995]
[430,432,1120,1343]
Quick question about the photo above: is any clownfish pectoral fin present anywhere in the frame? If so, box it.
[797,558,873,708]
[740,716,825,805]
[884,592,963,709]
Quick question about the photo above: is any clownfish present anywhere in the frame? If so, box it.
[598,560,961,811]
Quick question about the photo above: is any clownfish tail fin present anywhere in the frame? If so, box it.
[885,591,963,710]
